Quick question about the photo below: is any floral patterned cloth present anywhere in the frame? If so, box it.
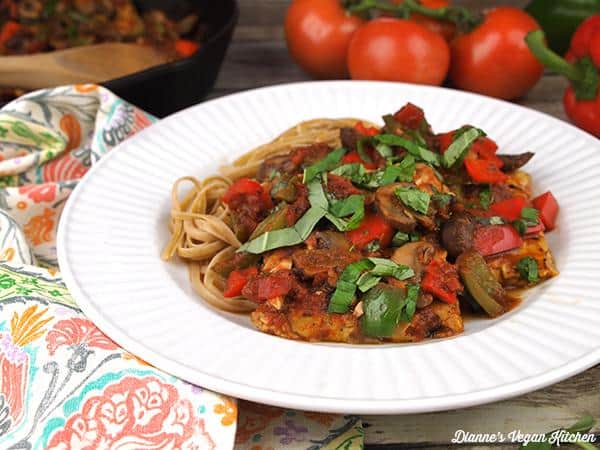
[0,86,364,449]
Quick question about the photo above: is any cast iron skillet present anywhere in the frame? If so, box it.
[0,0,238,118]
[105,0,239,117]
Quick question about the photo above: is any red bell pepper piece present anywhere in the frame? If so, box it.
[0,21,20,46]
[532,191,559,231]
[341,151,378,170]
[175,39,200,57]
[354,122,379,136]
[222,178,273,210]
[525,221,545,236]
[526,22,600,137]
[437,131,455,153]
[464,159,508,184]
[346,213,394,250]
[422,260,463,304]
[393,103,426,129]
[489,197,527,221]
[223,267,258,298]
[473,225,523,256]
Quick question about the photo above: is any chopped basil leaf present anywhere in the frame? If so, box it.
[517,257,539,282]
[512,219,527,235]
[395,186,431,215]
[521,207,539,225]
[328,259,374,313]
[357,138,373,163]
[368,257,415,280]
[326,195,365,231]
[365,240,381,253]
[303,147,345,183]
[432,192,453,207]
[330,155,415,189]
[331,163,368,181]
[479,185,491,210]
[360,284,406,337]
[442,127,485,168]
[375,134,441,167]
[400,284,420,322]
[488,216,504,225]
[375,143,393,158]
[239,180,328,253]
[383,155,415,184]
[392,231,410,246]
[357,272,381,293]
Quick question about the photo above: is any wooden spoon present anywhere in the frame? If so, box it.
[0,43,171,89]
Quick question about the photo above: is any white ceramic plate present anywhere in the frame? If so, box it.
[57,81,600,414]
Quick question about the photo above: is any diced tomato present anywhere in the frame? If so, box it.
[473,225,523,256]
[393,103,426,129]
[222,178,272,210]
[489,197,527,221]
[223,267,258,298]
[0,21,20,46]
[346,213,394,250]
[354,122,379,136]
[469,136,499,161]
[341,151,378,170]
[532,191,559,231]
[257,272,294,300]
[175,39,200,57]
[437,131,455,153]
[464,159,508,184]
[421,260,463,304]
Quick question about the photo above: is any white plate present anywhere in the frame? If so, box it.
[57,81,600,414]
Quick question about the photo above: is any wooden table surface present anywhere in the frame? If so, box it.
[213,1,599,448]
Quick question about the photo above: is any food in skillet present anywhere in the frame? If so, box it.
[163,103,560,343]
[0,0,204,101]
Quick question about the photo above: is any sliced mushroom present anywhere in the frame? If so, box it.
[375,183,417,232]
[390,241,435,279]
[498,152,534,172]
[440,212,476,258]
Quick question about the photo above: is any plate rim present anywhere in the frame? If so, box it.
[57,80,600,414]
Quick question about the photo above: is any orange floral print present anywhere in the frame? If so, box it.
[235,401,284,444]
[59,114,81,152]
[16,201,27,210]
[250,446,275,450]
[122,352,153,367]
[214,397,237,426]
[74,84,98,93]
[1,247,14,261]
[304,411,336,427]
[24,208,55,245]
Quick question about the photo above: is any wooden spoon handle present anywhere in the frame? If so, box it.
[0,43,168,90]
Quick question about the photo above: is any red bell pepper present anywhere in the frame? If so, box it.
[223,267,258,298]
[346,213,394,250]
[341,151,378,170]
[489,197,527,221]
[0,21,20,46]
[222,178,273,210]
[473,225,523,256]
[532,191,559,230]
[464,159,508,184]
[422,260,463,304]
[526,20,600,137]
[354,122,380,136]
[437,131,455,153]
[175,39,200,57]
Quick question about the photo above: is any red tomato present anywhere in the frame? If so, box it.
[489,197,527,222]
[393,103,426,129]
[421,260,463,304]
[473,225,523,256]
[564,87,600,137]
[342,151,378,170]
[285,0,364,79]
[532,191,559,231]
[567,14,600,61]
[450,7,544,100]
[391,0,456,41]
[223,267,258,298]
[346,214,394,250]
[347,18,450,86]
[464,159,508,184]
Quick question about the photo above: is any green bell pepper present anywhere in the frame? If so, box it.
[526,0,600,55]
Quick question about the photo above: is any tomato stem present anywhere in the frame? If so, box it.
[343,0,482,31]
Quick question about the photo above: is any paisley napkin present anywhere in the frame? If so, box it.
[0,85,363,449]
